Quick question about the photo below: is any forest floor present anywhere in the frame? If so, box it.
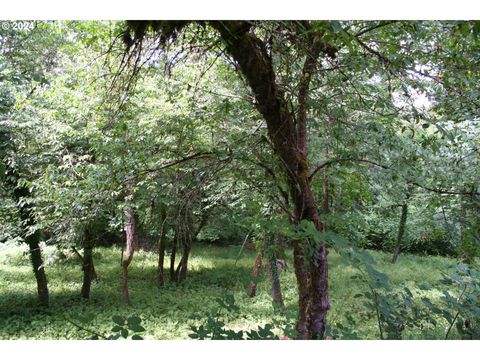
[0,242,459,339]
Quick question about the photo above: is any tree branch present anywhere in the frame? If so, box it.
[309,157,479,196]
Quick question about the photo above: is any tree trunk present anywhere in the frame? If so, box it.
[175,209,207,282]
[27,236,49,307]
[122,207,138,304]
[9,170,49,307]
[210,21,332,339]
[73,246,97,282]
[170,229,179,282]
[157,208,168,286]
[80,227,95,299]
[392,203,408,264]
[322,147,330,218]
[266,251,284,310]
[247,250,263,297]
[175,233,192,282]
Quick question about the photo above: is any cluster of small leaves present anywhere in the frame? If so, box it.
[333,237,433,339]
[353,266,430,339]
[422,263,480,339]
[189,293,283,340]
[71,314,145,340]
[325,314,361,340]
[105,315,146,340]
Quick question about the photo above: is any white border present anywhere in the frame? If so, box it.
[1,1,479,358]
[1,340,478,360]
[0,0,479,20]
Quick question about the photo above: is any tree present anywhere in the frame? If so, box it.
[120,19,480,338]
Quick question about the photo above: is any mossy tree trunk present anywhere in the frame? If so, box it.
[210,21,333,339]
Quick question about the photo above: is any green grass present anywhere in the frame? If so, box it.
[0,242,460,339]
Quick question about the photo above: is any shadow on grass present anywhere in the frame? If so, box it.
[0,261,255,319]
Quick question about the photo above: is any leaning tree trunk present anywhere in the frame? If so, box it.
[157,208,168,286]
[247,250,263,297]
[210,21,332,339]
[80,227,96,299]
[122,207,138,304]
[392,203,408,264]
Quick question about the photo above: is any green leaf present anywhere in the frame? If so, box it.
[120,328,128,339]
[112,315,125,326]
[111,326,123,332]
[128,324,145,333]
[131,334,143,340]
[127,316,142,326]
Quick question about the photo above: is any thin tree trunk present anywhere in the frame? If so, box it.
[27,237,49,307]
[73,246,97,282]
[170,229,179,282]
[247,250,263,297]
[175,232,191,282]
[122,207,138,304]
[322,147,330,218]
[157,208,168,286]
[392,203,408,264]
[80,227,95,299]
[266,251,284,310]
[175,210,207,282]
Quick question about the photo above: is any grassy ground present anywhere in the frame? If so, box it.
[0,242,459,339]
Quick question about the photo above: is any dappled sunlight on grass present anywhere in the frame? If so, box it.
[0,243,461,339]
